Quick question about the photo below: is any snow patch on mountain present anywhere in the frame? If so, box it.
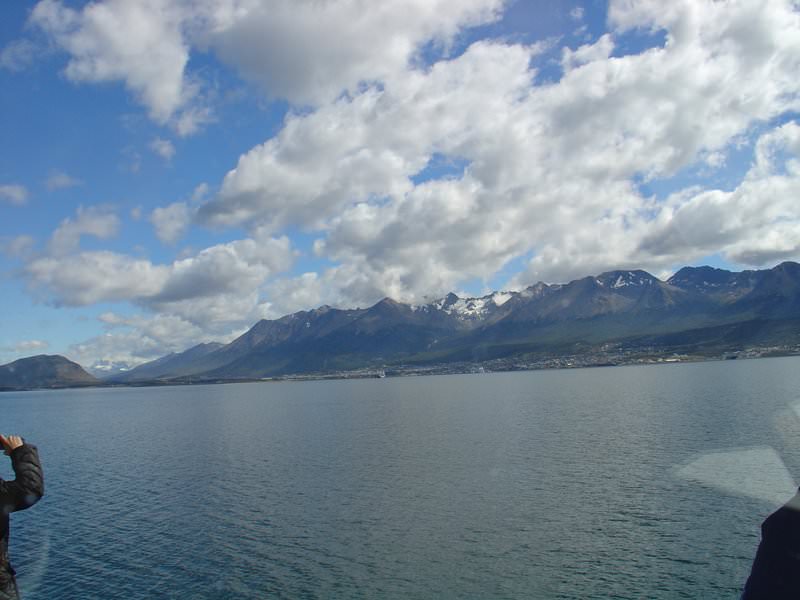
[420,290,516,319]
[521,282,551,298]
[450,297,489,317]
[491,292,512,306]
[599,271,655,289]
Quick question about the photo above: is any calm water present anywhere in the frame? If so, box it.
[2,357,800,599]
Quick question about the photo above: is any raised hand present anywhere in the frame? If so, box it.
[0,434,23,456]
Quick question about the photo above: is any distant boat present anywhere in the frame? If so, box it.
[377,369,386,378]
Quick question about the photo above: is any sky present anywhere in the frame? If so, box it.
[1,0,799,370]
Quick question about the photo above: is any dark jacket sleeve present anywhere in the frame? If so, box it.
[0,443,44,514]
[742,490,800,600]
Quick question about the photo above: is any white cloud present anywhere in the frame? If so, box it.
[506,121,800,285]
[633,122,800,269]
[5,340,49,354]
[150,201,190,244]
[25,235,294,315]
[21,207,295,335]
[69,329,168,367]
[197,0,800,306]
[30,0,201,131]
[46,169,82,190]
[69,310,249,367]
[149,137,176,161]
[703,151,726,169]
[50,234,294,366]
[750,121,800,179]
[172,103,214,137]
[200,40,541,230]
[561,34,614,71]
[26,251,170,305]
[569,6,585,21]
[0,184,29,205]
[98,311,128,326]
[30,0,501,130]
[264,272,327,317]
[151,235,293,305]
[190,182,209,203]
[0,39,41,72]
[204,0,505,106]
[1,235,37,259]
[48,205,120,254]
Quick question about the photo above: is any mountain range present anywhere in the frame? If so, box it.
[107,262,800,383]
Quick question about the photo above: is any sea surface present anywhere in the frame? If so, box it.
[2,357,800,599]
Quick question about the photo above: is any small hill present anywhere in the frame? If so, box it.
[0,355,99,390]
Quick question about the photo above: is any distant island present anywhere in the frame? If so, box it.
[3,262,800,390]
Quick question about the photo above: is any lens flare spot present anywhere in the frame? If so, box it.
[676,447,796,506]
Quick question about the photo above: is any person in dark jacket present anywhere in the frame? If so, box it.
[0,435,44,600]
[741,488,800,599]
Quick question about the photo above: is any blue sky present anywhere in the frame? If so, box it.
[1,0,799,369]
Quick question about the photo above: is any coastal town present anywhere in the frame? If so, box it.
[266,342,800,382]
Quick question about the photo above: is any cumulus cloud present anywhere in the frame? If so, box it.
[634,122,800,269]
[56,240,294,366]
[200,40,541,230]
[27,251,170,305]
[70,308,257,368]
[199,0,800,303]
[30,0,501,130]
[204,0,505,105]
[0,184,29,205]
[561,33,614,70]
[264,272,328,318]
[149,137,176,161]
[46,169,82,190]
[18,232,292,365]
[151,202,191,244]
[26,233,293,314]
[30,0,201,131]
[48,205,120,254]
[70,312,211,367]
[19,204,295,337]
[68,329,168,367]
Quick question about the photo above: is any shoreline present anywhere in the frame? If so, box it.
[3,347,799,393]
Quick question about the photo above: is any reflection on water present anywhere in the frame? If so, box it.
[1,356,799,599]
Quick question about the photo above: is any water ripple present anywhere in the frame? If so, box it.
[2,359,798,598]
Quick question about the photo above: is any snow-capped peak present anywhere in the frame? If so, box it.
[424,290,516,319]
